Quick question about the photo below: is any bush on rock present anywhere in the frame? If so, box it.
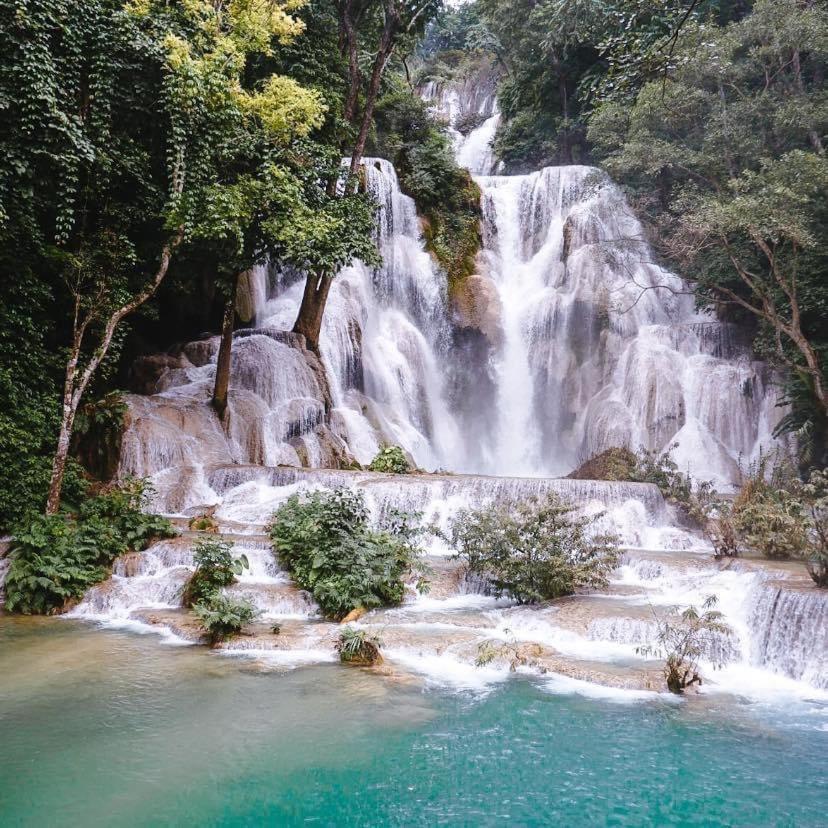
[268,488,427,620]
[368,446,412,474]
[449,493,619,604]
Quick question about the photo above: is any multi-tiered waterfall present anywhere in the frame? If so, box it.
[121,158,780,492]
[21,76,824,704]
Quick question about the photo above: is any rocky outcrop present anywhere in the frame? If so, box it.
[451,272,503,346]
[129,353,191,395]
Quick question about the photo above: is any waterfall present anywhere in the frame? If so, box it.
[462,166,783,486]
[32,76,823,705]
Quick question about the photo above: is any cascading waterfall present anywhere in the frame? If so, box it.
[463,165,783,487]
[16,76,821,706]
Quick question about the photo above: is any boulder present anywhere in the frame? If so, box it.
[452,273,503,346]
[129,353,189,395]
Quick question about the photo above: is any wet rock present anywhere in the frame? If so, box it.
[341,607,368,624]
[452,273,503,346]
[181,337,219,367]
[129,354,189,395]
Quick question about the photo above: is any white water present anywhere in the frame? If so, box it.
[8,76,822,709]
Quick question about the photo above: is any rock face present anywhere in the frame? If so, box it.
[119,326,357,487]
[452,273,503,346]
[129,354,190,395]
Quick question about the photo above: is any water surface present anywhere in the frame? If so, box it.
[1,617,825,826]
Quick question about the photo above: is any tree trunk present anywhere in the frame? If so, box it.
[44,228,183,514]
[341,5,361,124]
[792,49,824,155]
[292,270,334,354]
[45,413,76,516]
[558,66,572,164]
[212,273,239,421]
[348,9,398,178]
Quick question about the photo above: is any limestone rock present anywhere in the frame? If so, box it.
[181,337,219,367]
[129,353,189,395]
[452,273,503,345]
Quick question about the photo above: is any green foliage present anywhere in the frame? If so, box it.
[449,493,620,604]
[336,626,383,665]
[368,446,412,474]
[268,488,427,620]
[725,466,828,583]
[629,444,693,504]
[4,479,174,614]
[182,537,249,608]
[73,392,128,438]
[638,596,730,694]
[573,444,694,505]
[193,593,260,645]
[372,87,481,287]
[569,447,638,482]
[0,0,364,519]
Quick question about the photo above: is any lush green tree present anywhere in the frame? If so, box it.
[290,0,441,351]
[0,0,342,513]
[449,494,620,603]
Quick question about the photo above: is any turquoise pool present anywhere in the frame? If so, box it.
[1,617,825,826]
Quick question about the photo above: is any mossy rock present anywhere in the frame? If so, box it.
[567,447,638,481]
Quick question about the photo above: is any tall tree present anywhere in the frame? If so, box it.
[291,0,438,354]
[0,0,325,513]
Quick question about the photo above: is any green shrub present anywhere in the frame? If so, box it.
[336,626,383,666]
[188,513,219,532]
[368,445,412,474]
[638,596,730,694]
[727,466,828,583]
[4,479,175,614]
[182,537,249,608]
[193,594,259,645]
[268,488,427,620]
[449,493,619,604]
[570,444,695,508]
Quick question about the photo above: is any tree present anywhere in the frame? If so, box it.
[0,0,327,512]
[449,493,619,603]
[290,0,439,353]
[638,596,729,693]
[588,0,828,446]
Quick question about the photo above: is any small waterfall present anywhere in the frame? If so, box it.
[746,581,828,688]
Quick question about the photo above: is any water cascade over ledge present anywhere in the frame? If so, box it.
[8,76,823,707]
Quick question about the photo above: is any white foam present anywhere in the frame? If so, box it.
[541,673,672,704]
[384,647,511,691]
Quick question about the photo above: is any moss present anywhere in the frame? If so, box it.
[421,172,482,297]
[567,447,638,482]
